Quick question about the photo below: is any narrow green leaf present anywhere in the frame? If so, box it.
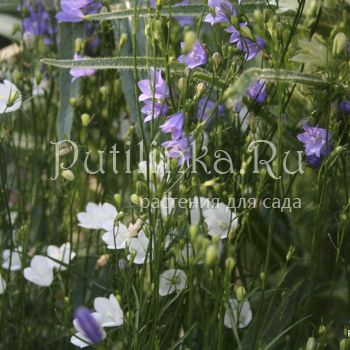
[223,68,330,108]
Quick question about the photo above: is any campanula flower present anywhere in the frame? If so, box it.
[160,112,185,140]
[246,80,267,104]
[162,137,192,165]
[141,100,168,123]
[178,40,207,69]
[297,124,332,167]
[159,269,187,296]
[0,80,22,114]
[2,247,22,271]
[56,0,101,23]
[224,299,252,329]
[71,307,105,348]
[226,23,265,61]
[138,68,169,102]
[204,0,238,26]
[47,243,76,271]
[0,275,6,295]
[92,295,124,328]
[23,255,54,287]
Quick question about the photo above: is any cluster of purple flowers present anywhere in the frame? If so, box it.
[56,0,101,23]
[246,80,267,104]
[204,0,265,61]
[22,0,56,45]
[70,53,96,81]
[297,124,332,167]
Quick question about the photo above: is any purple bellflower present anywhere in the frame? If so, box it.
[138,68,169,102]
[226,23,265,61]
[56,0,101,23]
[297,124,332,167]
[74,307,104,345]
[69,53,96,81]
[178,40,207,69]
[204,0,238,26]
[141,100,169,123]
[162,136,192,166]
[246,80,267,104]
[160,112,185,140]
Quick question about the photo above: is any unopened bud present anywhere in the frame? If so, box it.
[236,286,246,301]
[189,225,198,241]
[333,32,347,56]
[306,337,316,350]
[205,245,217,266]
[340,338,350,350]
[184,31,196,51]
[319,325,326,335]
[75,38,83,53]
[114,193,122,206]
[286,245,295,261]
[212,52,222,69]
[61,170,75,181]
[23,32,35,50]
[225,257,235,271]
[119,33,128,48]
[195,82,206,98]
[81,113,90,127]
[178,78,186,93]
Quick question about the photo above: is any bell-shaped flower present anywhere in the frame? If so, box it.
[0,80,22,114]
[77,202,117,230]
[71,307,106,348]
[92,294,124,328]
[23,255,54,287]
[203,202,238,239]
[2,246,22,271]
[0,275,6,295]
[224,298,252,329]
[190,196,212,225]
[127,231,150,264]
[47,243,76,271]
[159,269,187,296]
[101,223,129,250]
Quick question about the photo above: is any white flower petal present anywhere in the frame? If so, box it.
[23,255,54,287]
[159,269,187,296]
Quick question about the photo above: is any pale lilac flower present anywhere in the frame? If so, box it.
[226,23,265,61]
[2,247,22,271]
[56,0,101,23]
[141,99,168,122]
[138,68,169,102]
[246,80,267,104]
[47,243,76,271]
[204,0,237,26]
[162,137,192,165]
[69,53,96,81]
[197,98,224,121]
[340,100,350,113]
[178,40,207,69]
[23,255,54,287]
[297,124,332,167]
[224,298,252,329]
[159,269,187,296]
[92,294,123,328]
[160,112,184,140]
[71,307,105,348]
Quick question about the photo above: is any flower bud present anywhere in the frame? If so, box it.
[319,325,326,335]
[130,194,139,206]
[81,113,91,127]
[340,338,350,350]
[240,26,254,41]
[195,82,206,98]
[236,286,246,301]
[184,31,197,51]
[75,38,83,53]
[305,337,316,350]
[23,32,35,50]
[333,32,347,56]
[225,257,235,271]
[69,97,77,107]
[119,33,128,48]
[205,245,217,266]
[212,52,222,69]
[178,78,186,94]
[61,170,75,181]
[189,225,198,241]
[286,245,295,262]
[114,193,122,206]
